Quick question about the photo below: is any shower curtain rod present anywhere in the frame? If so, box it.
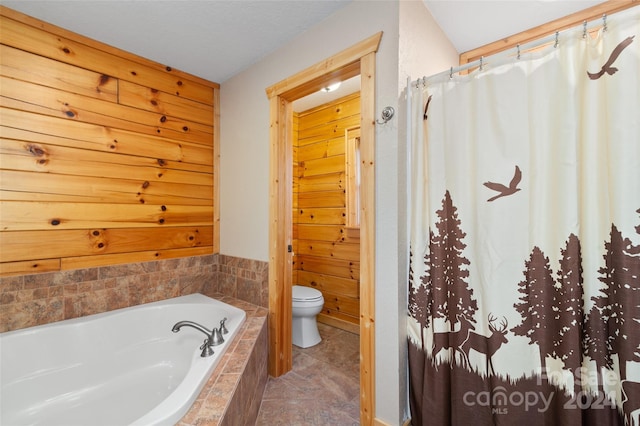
[414,13,611,87]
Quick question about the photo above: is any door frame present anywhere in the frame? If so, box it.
[265,32,381,425]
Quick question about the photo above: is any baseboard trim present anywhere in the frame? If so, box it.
[317,313,359,334]
[373,417,411,426]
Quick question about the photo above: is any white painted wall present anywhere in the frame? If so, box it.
[220,0,398,263]
[220,1,456,423]
[400,2,459,82]
[393,1,461,423]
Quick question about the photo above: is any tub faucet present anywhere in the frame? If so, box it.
[172,320,221,357]
[219,317,228,335]
[207,317,228,346]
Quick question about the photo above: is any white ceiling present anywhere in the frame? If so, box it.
[2,0,351,84]
[4,0,606,86]
[423,0,602,54]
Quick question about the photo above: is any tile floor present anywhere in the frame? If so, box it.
[256,323,360,425]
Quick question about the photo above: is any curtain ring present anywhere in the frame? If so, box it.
[602,14,607,32]
[479,56,484,71]
[582,20,588,38]
[516,44,521,60]
[449,67,453,79]
[554,31,559,48]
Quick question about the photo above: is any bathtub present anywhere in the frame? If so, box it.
[0,293,246,426]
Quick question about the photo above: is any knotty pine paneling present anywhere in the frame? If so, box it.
[0,127,212,175]
[295,254,359,281]
[0,76,212,146]
[0,44,118,102]
[0,109,212,165]
[295,115,361,147]
[2,227,212,263]
[295,240,359,262]
[294,172,345,192]
[0,139,213,186]
[0,10,213,104]
[292,92,360,331]
[322,290,359,317]
[296,270,359,298]
[0,6,219,276]
[296,135,345,161]
[118,80,214,127]
[1,202,214,231]
[296,207,345,225]
[297,190,345,209]
[298,156,346,178]
[296,95,360,141]
[295,224,359,243]
[0,170,213,205]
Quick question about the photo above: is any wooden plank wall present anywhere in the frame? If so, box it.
[0,6,219,277]
[293,92,360,333]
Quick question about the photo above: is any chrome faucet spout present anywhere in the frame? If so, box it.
[172,320,212,336]
[172,318,228,357]
[172,321,216,357]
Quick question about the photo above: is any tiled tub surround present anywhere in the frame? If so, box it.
[179,296,269,426]
[0,254,268,332]
[217,254,269,308]
[1,291,268,425]
[2,294,248,425]
[1,255,269,424]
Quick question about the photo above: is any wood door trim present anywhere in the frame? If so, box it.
[266,32,382,425]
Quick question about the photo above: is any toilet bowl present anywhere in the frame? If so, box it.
[292,285,324,348]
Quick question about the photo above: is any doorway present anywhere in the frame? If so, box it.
[293,87,361,334]
[265,32,381,424]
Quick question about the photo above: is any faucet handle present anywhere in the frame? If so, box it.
[210,327,225,346]
[199,339,214,357]
[219,317,229,335]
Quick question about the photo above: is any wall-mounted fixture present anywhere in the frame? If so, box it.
[322,82,341,92]
[376,106,395,124]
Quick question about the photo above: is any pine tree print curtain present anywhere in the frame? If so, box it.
[407,7,640,426]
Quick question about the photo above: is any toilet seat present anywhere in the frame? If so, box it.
[292,285,323,302]
[291,285,323,348]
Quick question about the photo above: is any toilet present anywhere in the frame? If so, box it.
[292,285,324,348]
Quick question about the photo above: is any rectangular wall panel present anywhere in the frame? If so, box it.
[0,6,219,277]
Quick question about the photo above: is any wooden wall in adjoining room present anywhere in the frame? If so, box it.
[0,6,220,277]
[293,92,360,334]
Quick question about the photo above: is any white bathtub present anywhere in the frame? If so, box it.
[0,293,246,426]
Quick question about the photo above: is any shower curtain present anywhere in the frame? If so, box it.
[407,7,640,426]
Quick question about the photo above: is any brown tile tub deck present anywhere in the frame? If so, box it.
[177,294,268,426]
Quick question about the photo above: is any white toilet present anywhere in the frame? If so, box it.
[292,285,324,348]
